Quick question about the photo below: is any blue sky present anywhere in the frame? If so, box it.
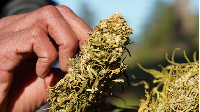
[53,0,199,42]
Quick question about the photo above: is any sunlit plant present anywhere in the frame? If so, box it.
[135,49,199,112]
[46,12,133,112]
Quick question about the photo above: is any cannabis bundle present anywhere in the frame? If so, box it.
[47,12,133,112]
[137,49,199,112]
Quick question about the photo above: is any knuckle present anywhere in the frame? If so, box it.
[44,51,58,65]
[29,26,46,39]
[26,26,46,44]
[40,50,57,65]
[55,5,74,14]
[44,45,58,60]
[38,5,60,18]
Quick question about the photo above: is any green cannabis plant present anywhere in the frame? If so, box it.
[46,12,133,112]
[136,49,199,112]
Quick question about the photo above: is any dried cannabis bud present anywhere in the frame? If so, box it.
[137,49,199,112]
[47,12,133,112]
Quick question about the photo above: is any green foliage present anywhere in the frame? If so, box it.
[127,1,199,67]
[137,49,199,112]
[46,12,133,112]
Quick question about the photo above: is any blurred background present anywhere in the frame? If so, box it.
[38,0,199,111]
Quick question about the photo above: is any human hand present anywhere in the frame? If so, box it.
[0,5,92,112]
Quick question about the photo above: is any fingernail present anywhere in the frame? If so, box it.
[40,69,53,79]
[40,72,48,79]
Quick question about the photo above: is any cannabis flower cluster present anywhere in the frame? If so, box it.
[138,49,199,112]
[47,12,133,112]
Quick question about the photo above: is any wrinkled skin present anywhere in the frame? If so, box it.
[0,5,92,112]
